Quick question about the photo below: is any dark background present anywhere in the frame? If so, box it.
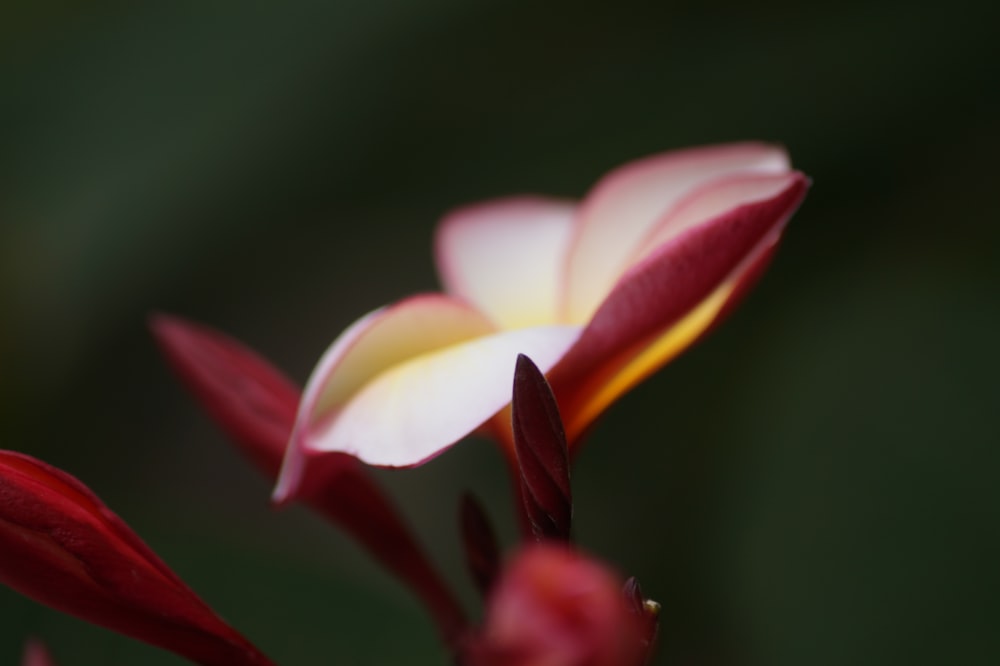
[1,1,998,664]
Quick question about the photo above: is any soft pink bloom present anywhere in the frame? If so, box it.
[467,543,647,666]
[276,143,809,498]
[0,450,273,666]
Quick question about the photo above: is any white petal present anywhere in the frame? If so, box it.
[306,325,582,467]
[309,296,497,417]
[435,197,577,329]
[274,294,497,498]
[562,142,790,323]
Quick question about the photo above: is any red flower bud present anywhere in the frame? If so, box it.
[511,354,572,542]
[470,544,646,666]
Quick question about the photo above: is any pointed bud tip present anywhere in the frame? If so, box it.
[513,353,545,385]
[623,576,644,611]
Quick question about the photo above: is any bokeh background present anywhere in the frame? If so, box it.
[1,1,998,664]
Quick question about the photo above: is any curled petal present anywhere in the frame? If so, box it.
[311,326,581,466]
[552,171,810,440]
[436,197,576,328]
[275,294,496,495]
[630,171,806,265]
[303,295,498,419]
[563,142,791,323]
[278,297,581,485]
[0,451,273,666]
[280,312,582,481]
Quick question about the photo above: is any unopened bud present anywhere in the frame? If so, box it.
[469,544,648,666]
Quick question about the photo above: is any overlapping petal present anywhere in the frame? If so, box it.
[562,142,791,323]
[436,197,576,328]
[0,451,272,666]
[551,170,810,438]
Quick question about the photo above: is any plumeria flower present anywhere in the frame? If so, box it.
[7,143,806,665]
[146,143,807,663]
[0,450,273,666]
[276,142,809,498]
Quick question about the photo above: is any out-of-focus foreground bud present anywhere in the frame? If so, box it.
[468,543,647,666]
[20,639,56,666]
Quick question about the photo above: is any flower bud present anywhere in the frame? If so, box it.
[471,544,645,666]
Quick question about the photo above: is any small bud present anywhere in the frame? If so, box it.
[511,354,572,541]
[623,576,660,662]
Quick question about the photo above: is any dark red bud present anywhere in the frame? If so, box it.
[511,354,572,542]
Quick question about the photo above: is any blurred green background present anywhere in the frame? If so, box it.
[1,0,998,664]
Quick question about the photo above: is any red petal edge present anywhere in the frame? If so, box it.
[551,172,810,439]
[0,451,273,666]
